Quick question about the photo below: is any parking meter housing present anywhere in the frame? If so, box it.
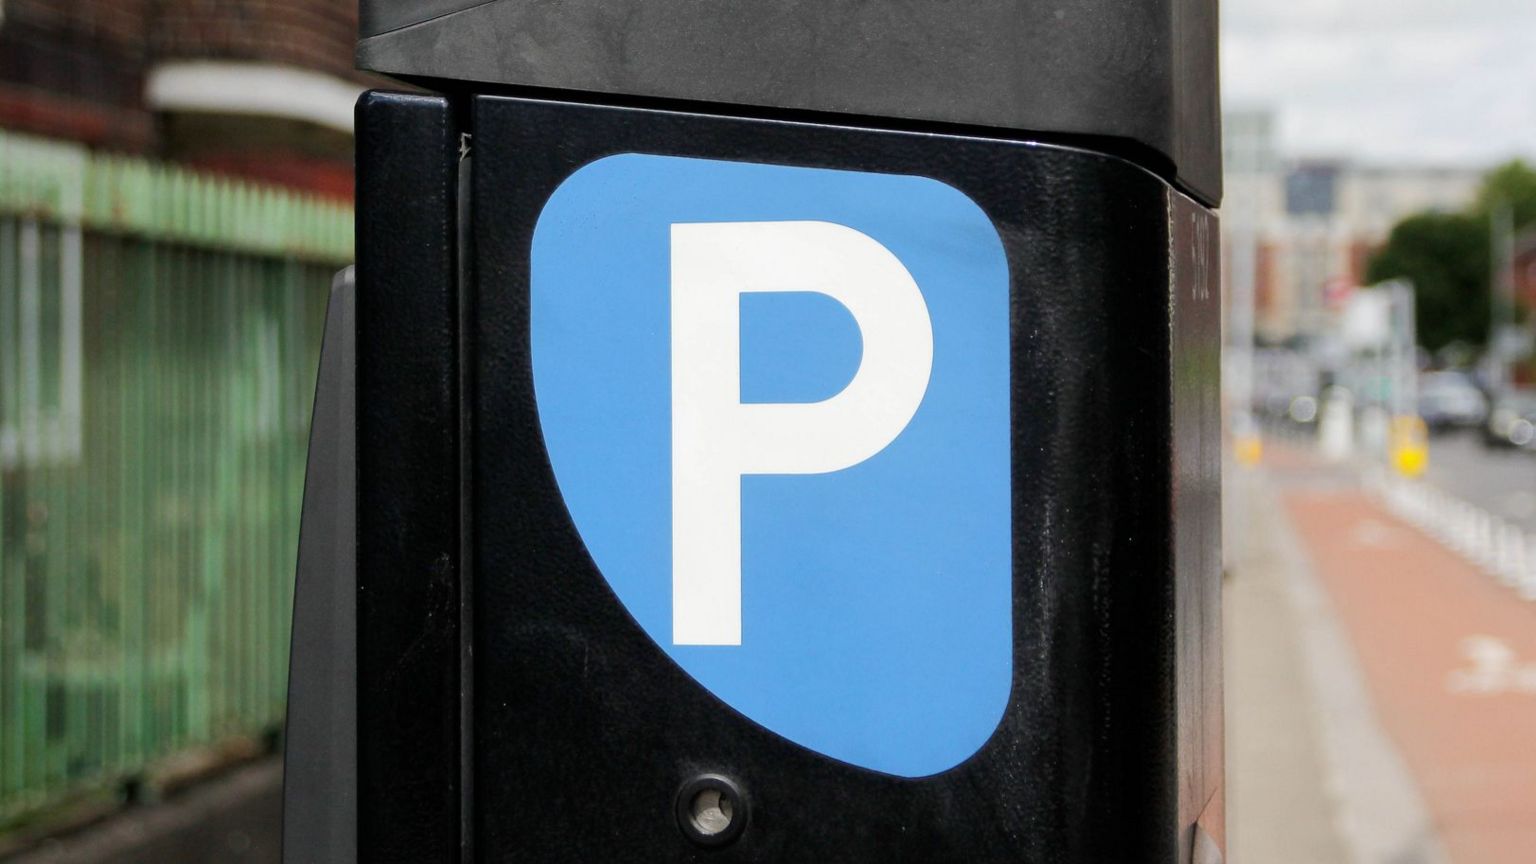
[284,3,1224,862]
[355,0,1221,207]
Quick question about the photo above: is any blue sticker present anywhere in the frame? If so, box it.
[531,154,1011,777]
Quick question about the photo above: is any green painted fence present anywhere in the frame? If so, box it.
[0,129,351,826]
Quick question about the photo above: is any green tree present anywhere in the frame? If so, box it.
[1365,212,1488,350]
[1472,159,1536,230]
[1366,160,1536,351]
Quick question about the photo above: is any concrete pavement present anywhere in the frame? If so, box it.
[1232,435,1536,863]
[1225,467,1352,864]
[3,760,280,864]
[1226,463,1446,864]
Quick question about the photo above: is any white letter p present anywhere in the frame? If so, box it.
[671,221,934,645]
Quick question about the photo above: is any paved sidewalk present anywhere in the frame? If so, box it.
[1225,468,1351,864]
[1282,475,1536,864]
[4,759,280,864]
[1226,466,1444,864]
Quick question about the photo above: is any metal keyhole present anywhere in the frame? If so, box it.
[689,787,733,835]
[676,774,748,846]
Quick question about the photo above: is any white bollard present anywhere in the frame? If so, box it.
[1521,536,1536,601]
[1448,500,1463,543]
[1466,505,1488,561]
[1503,527,1528,588]
[1476,511,1497,571]
[1412,484,1432,527]
[1496,522,1523,587]
[1437,497,1458,546]
[1319,390,1354,462]
[1428,493,1445,538]
[1386,480,1536,600]
[1453,503,1477,556]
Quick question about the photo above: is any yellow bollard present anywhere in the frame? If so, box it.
[1235,434,1263,467]
[1390,415,1428,478]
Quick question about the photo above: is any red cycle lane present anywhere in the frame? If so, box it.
[1283,485,1536,864]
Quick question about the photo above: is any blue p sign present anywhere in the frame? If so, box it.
[531,154,1011,777]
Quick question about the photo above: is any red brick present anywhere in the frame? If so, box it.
[0,0,366,194]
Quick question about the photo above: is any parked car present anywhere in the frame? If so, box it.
[1417,371,1487,432]
[1482,390,1536,449]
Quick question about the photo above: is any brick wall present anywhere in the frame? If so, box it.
[1346,240,1376,288]
[0,0,363,194]
[1515,235,1536,315]
[152,0,360,82]
[0,0,154,148]
[1255,241,1275,320]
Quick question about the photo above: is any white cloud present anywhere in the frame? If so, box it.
[1222,0,1536,165]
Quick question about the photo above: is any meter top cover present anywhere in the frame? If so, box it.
[355,0,1221,206]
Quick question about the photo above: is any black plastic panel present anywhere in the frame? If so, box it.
[355,0,1221,206]
[360,0,490,38]
[353,91,463,864]
[463,96,1222,862]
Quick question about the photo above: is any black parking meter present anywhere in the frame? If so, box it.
[286,3,1223,861]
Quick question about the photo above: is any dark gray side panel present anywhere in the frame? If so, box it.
[356,0,1221,205]
[282,268,358,863]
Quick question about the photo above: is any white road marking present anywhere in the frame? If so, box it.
[1447,635,1536,695]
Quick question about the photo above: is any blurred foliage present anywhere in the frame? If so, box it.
[1472,159,1536,230]
[1368,159,1536,350]
[1367,212,1488,350]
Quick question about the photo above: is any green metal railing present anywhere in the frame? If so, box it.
[0,129,351,826]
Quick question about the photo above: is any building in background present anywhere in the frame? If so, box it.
[1223,109,1482,345]
[1515,228,1536,315]
[0,0,365,198]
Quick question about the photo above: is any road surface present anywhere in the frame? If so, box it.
[1427,431,1536,532]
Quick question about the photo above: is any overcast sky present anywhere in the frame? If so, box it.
[1222,0,1536,166]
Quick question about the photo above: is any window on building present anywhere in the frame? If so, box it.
[1286,164,1339,217]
